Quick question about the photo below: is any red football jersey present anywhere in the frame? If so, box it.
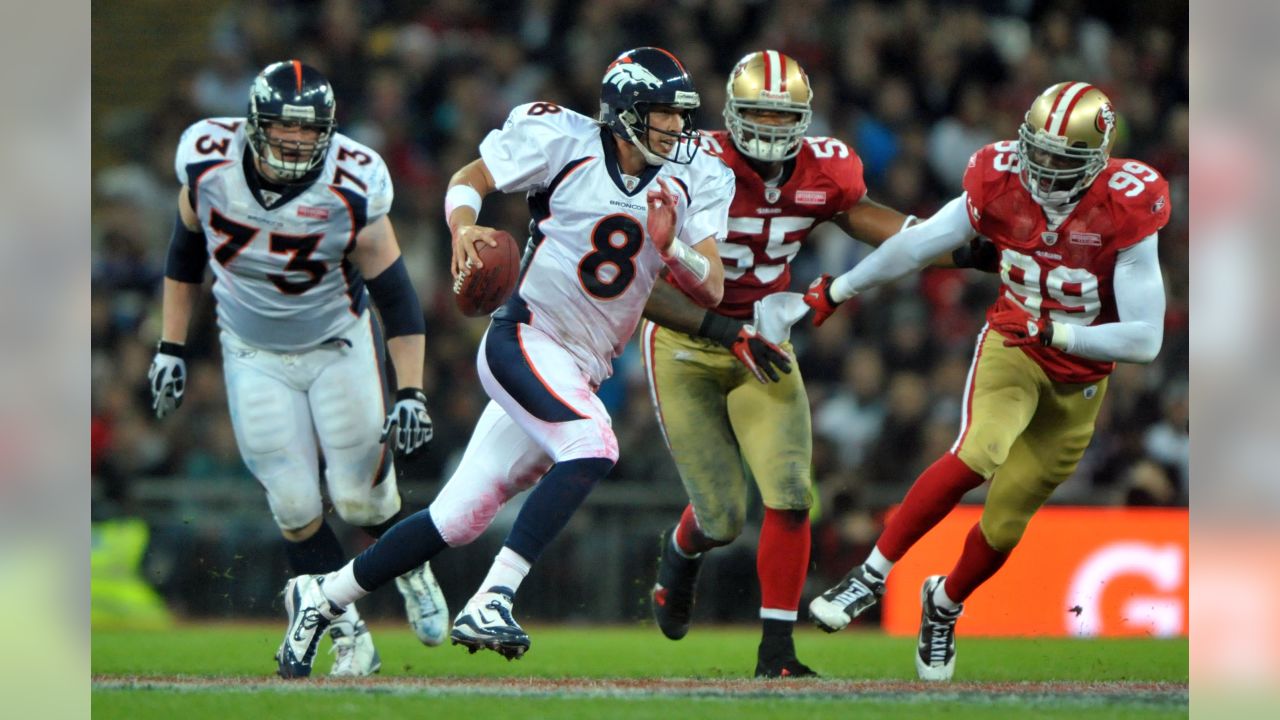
[964,141,1172,383]
[681,130,866,318]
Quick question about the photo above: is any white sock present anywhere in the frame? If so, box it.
[864,547,893,579]
[322,561,370,609]
[933,579,961,613]
[479,547,532,594]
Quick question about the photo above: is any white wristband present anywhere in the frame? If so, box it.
[444,184,483,230]
[663,241,710,283]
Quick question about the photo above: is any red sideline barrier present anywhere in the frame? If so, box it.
[881,506,1188,637]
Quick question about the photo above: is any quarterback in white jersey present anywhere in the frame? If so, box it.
[275,48,732,676]
[148,61,448,677]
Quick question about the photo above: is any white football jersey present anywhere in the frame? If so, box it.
[480,103,734,383]
[174,117,393,352]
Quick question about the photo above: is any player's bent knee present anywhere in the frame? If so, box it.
[551,424,620,465]
[430,500,500,547]
[979,514,1030,553]
[271,498,324,534]
[956,438,1011,480]
[699,506,746,543]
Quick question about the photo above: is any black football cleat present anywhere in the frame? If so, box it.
[651,527,703,640]
[755,636,818,678]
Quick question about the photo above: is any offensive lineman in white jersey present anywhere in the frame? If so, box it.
[148,61,448,676]
[275,47,734,676]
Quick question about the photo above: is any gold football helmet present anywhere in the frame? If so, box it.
[1018,82,1118,205]
[724,50,813,162]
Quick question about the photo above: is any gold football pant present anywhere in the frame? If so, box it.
[953,327,1109,551]
[640,321,812,541]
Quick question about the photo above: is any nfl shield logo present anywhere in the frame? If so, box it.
[624,176,637,191]
[765,187,781,204]
[1041,231,1058,246]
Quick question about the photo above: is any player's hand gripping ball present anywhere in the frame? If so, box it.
[453,230,521,317]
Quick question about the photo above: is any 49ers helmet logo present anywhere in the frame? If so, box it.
[1095,102,1116,135]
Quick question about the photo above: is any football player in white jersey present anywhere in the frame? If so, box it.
[275,47,734,676]
[148,61,448,676]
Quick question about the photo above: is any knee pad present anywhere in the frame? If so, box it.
[331,481,400,528]
[270,496,324,534]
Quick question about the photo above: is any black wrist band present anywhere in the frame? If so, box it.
[157,341,186,358]
[395,387,427,402]
[697,312,743,347]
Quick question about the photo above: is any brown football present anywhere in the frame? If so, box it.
[453,230,522,317]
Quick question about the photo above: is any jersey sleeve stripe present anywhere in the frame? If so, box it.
[669,176,691,206]
[185,159,233,215]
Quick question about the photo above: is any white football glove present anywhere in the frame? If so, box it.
[381,388,433,454]
[148,342,188,420]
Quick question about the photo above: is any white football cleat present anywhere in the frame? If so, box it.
[915,575,962,681]
[328,612,381,677]
[809,563,886,633]
[395,561,449,646]
[277,575,345,679]
[449,586,530,660]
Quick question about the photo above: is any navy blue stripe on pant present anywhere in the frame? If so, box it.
[484,319,586,423]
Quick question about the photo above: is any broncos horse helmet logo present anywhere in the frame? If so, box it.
[604,60,663,92]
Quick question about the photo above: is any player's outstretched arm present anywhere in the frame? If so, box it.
[150,186,206,419]
[351,215,433,454]
[1049,235,1165,364]
[833,196,996,271]
[814,192,976,307]
[445,158,501,279]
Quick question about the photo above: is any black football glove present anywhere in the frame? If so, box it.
[951,237,1000,273]
[698,312,792,384]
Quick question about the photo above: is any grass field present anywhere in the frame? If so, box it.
[93,622,1188,719]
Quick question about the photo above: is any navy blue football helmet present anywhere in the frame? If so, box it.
[600,47,700,165]
[246,60,337,182]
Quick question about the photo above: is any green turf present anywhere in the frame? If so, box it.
[91,692,1188,720]
[92,623,1188,719]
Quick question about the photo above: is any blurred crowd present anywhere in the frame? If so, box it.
[91,0,1188,596]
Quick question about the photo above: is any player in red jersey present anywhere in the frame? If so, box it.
[805,82,1170,681]
[639,50,992,678]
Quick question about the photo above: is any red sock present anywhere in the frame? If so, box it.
[876,453,985,561]
[942,522,1009,603]
[758,508,810,615]
[674,504,729,555]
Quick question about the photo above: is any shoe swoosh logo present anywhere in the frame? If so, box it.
[475,608,496,626]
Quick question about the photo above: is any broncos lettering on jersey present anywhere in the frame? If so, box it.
[483,103,735,385]
[174,117,393,352]
[964,141,1172,383]
[689,130,866,318]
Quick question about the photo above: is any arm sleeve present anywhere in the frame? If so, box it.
[1054,234,1164,363]
[829,193,978,301]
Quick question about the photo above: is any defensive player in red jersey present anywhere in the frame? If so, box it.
[639,51,991,678]
[805,82,1170,681]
